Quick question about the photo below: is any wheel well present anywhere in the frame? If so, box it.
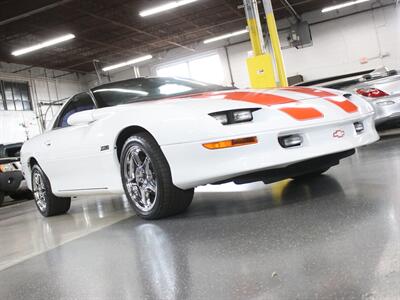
[115,126,156,161]
[29,157,38,169]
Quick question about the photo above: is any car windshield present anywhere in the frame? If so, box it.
[91,77,232,108]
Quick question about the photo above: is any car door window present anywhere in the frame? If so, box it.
[56,93,96,128]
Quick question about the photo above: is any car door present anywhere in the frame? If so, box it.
[42,93,108,193]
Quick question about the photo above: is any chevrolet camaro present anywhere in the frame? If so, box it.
[21,77,379,219]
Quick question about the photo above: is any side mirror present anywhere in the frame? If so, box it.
[67,110,95,126]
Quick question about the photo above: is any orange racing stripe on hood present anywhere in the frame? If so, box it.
[279,107,324,120]
[188,91,296,106]
[224,92,325,120]
[324,97,358,113]
[282,87,358,113]
[179,91,324,120]
[218,91,296,106]
[282,87,337,97]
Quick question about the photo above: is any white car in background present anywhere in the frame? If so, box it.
[21,77,379,219]
[298,67,400,129]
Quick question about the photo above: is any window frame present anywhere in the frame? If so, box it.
[52,92,97,130]
[0,80,33,111]
[155,52,225,85]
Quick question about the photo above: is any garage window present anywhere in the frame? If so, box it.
[0,80,32,111]
[156,54,225,85]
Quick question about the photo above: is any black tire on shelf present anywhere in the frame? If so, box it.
[291,167,330,181]
[0,191,4,207]
[120,133,194,220]
[31,164,71,217]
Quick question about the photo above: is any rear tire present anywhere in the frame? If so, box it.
[292,167,330,180]
[31,164,71,217]
[120,133,194,220]
[0,191,4,206]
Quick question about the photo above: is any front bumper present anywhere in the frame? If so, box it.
[0,171,25,194]
[162,114,379,189]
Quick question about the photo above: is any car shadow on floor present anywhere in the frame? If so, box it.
[173,175,345,219]
[0,196,33,208]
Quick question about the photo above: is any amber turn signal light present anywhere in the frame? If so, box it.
[203,136,258,150]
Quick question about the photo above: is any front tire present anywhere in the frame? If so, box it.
[120,133,194,220]
[0,191,4,206]
[31,164,71,217]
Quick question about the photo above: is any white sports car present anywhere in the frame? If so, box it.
[21,77,379,219]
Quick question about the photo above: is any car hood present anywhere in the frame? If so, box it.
[91,86,371,136]
[110,86,348,112]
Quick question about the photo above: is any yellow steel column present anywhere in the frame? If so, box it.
[244,0,264,56]
[243,0,276,88]
[262,0,288,87]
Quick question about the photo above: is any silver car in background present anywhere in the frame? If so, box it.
[297,67,400,129]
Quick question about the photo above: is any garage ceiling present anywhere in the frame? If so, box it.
[0,0,340,73]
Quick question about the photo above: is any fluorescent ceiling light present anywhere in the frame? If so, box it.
[139,0,198,17]
[102,55,153,72]
[12,33,75,56]
[203,29,248,44]
[321,0,370,13]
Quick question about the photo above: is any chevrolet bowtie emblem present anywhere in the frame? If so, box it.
[333,129,345,138]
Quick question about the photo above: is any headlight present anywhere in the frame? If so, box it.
[213,114,229,125]
[0,164,16,172]
[232,110,253,122]
[209,108,260,125]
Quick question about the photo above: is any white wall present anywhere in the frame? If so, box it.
[0,63,87,144]
[282,3,400,81]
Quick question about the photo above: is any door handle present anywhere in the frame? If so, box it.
[45,140,52,146]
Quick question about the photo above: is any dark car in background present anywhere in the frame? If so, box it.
[0,143,33,206]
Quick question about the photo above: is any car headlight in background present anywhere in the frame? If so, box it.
[0,163,17,172]
[377,100,395,106]
[209,108,260,125]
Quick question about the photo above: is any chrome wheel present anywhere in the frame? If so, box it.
[123,145,157,212]
[33,171,47,212]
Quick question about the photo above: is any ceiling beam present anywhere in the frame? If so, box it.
[222,0,243,17]
[11,61,94,75]
[24,18,145,56]
[10,21,144,68]
[61,19,248,71]
[69,7,196,52]
[279,0,301,21]
[0,0,76,26]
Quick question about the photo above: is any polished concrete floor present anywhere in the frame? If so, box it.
[1,136,400,299]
